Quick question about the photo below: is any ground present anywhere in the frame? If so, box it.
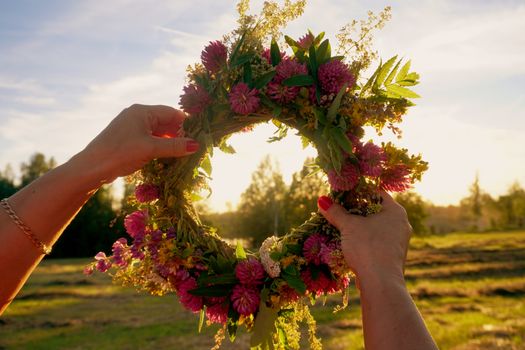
[1,231,524,349]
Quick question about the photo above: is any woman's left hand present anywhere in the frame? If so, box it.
[77,104,199,184]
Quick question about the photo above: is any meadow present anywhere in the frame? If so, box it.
[1,231,524,350]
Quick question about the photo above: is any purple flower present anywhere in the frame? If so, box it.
[235,257,266,285]
[135,184,160,203]
[179,84,212,115]
[229,83,260,115]
[318,60,355,94]
[124,210,148,239]
[358,142,386,177]
[327,163,360,192]
[94,252,112,272]
[201,40,227,73]
[303,233,329,265]
[177,277,203,313]
[111,238,130,267]
[231,284,260,316]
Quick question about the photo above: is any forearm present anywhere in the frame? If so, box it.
[0,150,105,314]
[358,270,438,350]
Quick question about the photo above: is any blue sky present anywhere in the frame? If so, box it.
[1,0,524,211]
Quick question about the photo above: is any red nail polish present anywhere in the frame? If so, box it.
[186,140,200,153]
[317,196,333,211]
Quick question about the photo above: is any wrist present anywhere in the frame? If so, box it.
[354,266,406,293]
[66,149,113,192]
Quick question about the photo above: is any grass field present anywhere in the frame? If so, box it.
[1,231,524,349]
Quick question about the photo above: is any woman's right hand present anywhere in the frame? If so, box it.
[317,192,412,285]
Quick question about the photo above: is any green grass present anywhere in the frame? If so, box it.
[1,231,525,349]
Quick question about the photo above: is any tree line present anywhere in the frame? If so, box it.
[1,152,524,257]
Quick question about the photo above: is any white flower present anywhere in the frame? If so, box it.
[259,236,281,278]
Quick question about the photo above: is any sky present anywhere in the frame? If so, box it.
[0,0,524,212]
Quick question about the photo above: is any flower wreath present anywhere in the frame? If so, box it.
[86,2,427,349]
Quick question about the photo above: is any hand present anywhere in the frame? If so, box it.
[75,104,199,184]
[317,192,412,284]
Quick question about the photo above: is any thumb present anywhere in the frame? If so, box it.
[317,196,356,231]
[150,137,200,158]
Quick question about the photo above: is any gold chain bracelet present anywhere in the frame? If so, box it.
[1,198,52,255]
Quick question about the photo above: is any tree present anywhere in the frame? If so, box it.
[283,157,329,231]
[495,182,525,229]
[394,191,429,235]
[51,185,123,258]
[20,153,56,188]
[459,174,484,231]
[237,155,287,247]
[0,164,17,198]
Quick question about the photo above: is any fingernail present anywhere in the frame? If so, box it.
[317,196,333,211]
[186,140,200,153]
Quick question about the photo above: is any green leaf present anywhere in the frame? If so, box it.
[270,251,283,261]
[200,155,212,177]
[301,135,310,149]
[227,319,238,342]
[308,44,318,77]
[332,128,353,154]
[198,272,237,285]
[243,62,252,85]
[219,142,236,154]
[360,60,382,96]
[314,31,325,46]
[327,83,348,122]
[253,70,276,89]
[384,59,402,86]
[396,79,418,87]
[217,254,233,272]
[282,74,315,87]
[315,107,327,125]
[316,39,331,65]
[229,32,246,65]
[285,244,302,255]
[277,327,286,346]
[396,60,411,82]
[328,141,343,173]
[397,72,420,86]
[250,289,279,350]
[282,271,307,294]
[188,284,235,297]
[232,52,255,68]
[284,35,299,49]
[374,55,398,89]
[385,84,421,98]
[284,265,299,276]
[236,241,247,260]
[198,308,205,333]
[270,39,281,66]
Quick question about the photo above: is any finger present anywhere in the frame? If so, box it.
[149,106,187,136]
[379,190,398,210]
[149,105,186,124]
[150,137,200,158]
[153,123,184,138]
[317,196,356,231]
